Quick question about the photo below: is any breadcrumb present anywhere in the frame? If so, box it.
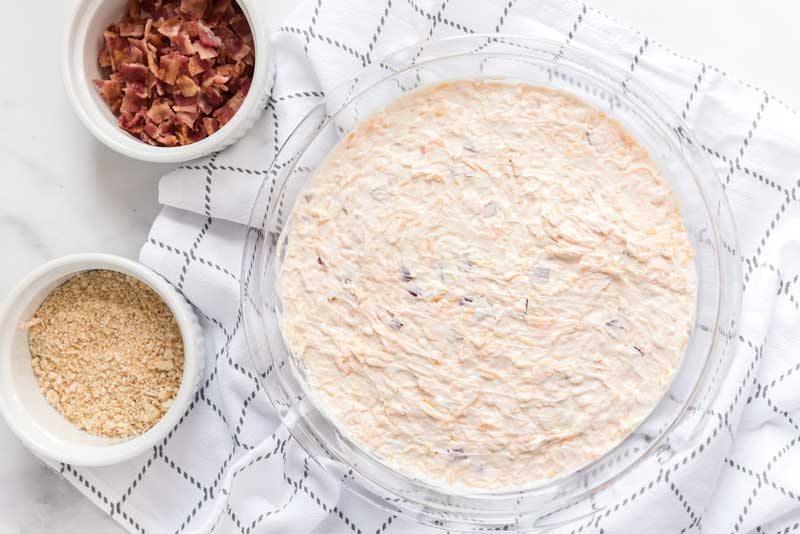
[26,270,184,438]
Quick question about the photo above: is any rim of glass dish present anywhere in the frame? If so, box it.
[242,34,741,519]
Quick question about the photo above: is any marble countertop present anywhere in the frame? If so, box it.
[1,1,798,532]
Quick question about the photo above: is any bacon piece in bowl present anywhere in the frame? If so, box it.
[93,0,256,147]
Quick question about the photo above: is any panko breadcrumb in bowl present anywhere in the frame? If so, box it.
[242,36,740,530]
[0,254,205,466]
[26,270,184,439]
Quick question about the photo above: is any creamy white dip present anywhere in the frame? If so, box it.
[279,80,696,490]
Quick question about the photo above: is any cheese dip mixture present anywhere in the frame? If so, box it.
[279,80,696,490]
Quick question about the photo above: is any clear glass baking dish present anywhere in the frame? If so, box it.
[241,36,740,531]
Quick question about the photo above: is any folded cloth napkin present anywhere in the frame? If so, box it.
[54,1,800,532]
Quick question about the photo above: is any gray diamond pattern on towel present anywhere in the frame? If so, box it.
[49,1,800,532]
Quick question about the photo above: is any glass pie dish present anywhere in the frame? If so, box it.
[241,36,740,531]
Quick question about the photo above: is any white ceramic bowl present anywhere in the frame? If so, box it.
[0,254,205,466]
[63,0,273,163]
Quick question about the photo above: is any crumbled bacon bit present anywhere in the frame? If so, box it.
[197,22,222,48]
[176,111,199,127]
[156,20,182,39]
[147,99,175,123]
[174,32,195,54]
[173,93,198,112]
[197,93,214,114]
[104,32,128,70]
[123,45,145,64]
[206,0,232,25]
[181,0,208,19]
[160,135,180,147]
[121,93,147,113]
[176,74,201,97]
[119,21,145,37]
[187,55,209,76]
[201,69,230,90]
[202,117,220,135]
[212,87,245,126]
[159,54,185,85]
[94,79,122,105]
[160,2,180,19]
[120,108,147,133]
[99,48,112,68]
[118,62,149,83]
[182,20,202,37]
[176,122,206,144]
[193,41,218,60]
[143,121,159,138]
[94,0,255,147]
[228,14,252,45]
[124,81,149,99]
[202,85,225,107]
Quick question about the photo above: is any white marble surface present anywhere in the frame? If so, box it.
[1,1,798,532]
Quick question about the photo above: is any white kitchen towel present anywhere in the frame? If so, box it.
[54,1,800,533]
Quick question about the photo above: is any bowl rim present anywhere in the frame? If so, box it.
[0,253,203,466]
[61,0,271,163]
[241,34,742,526]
